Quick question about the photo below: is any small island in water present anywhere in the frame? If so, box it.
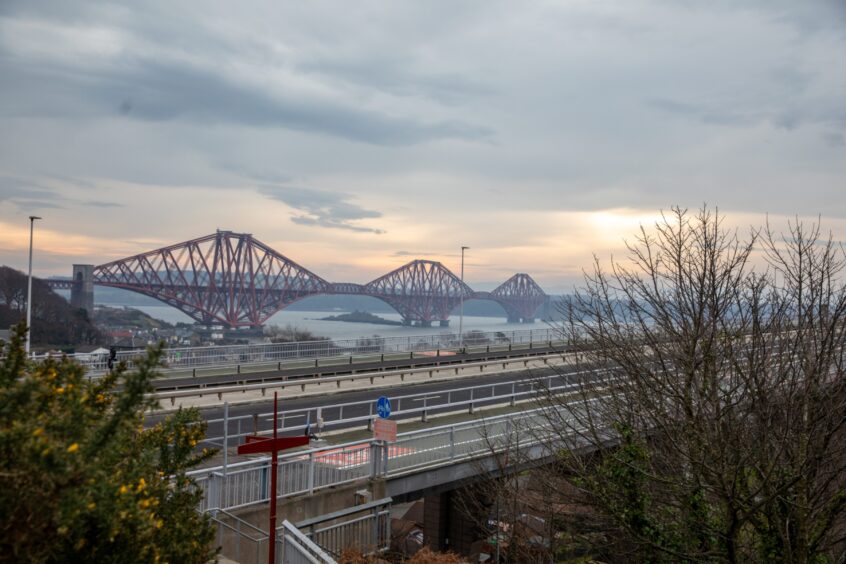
[319,310,403,326]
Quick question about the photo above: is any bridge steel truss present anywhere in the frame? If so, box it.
[51,231,549,328]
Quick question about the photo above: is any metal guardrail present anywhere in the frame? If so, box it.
[295,497,392,558]
[155,346,567,407]
[33,327,560,375]
[200,363,606,449]
[281,520,336,564]
[192,402,585,513]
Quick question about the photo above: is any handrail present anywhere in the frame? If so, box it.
[280,521,335,564]
[295,497,393,529]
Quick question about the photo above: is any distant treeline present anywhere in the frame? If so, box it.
[1,267,101,349]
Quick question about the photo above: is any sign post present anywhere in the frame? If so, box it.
[373,395,397,443]
[237,392,309,564]
[376,396,391,419]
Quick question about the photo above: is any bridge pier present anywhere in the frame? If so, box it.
[70,264,94,318]
[522,317,535,324]
[423,489,483,555]
[507,315,521,323]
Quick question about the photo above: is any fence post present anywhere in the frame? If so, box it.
[370,442,379,478]
[372,506,380,551]
[308,452,315,494]
[223,402,229,476]
[450,426,455,460]
[383,441,389,476]
[209,472,220,515]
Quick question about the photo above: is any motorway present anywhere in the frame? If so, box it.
[149,343,565,391]
[144,346,597,462]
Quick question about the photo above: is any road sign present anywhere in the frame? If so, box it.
[236,435,309,455]
[376,396,391,419]
[373,418,397,442]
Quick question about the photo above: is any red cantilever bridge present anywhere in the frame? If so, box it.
[47,231,548,328]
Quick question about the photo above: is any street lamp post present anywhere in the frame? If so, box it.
[25,215,42,355]
[459,246,469,350]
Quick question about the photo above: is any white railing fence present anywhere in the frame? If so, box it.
[193,404,575,514]
[280,520,336,564]
[34,327,561,374]
[294,498,392,559]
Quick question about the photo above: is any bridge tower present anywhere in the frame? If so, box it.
[70,264,95,318]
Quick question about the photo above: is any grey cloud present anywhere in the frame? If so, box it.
[9,199,65,210]
[0,176,120,209]
[300,56,493,106]
[823,131,845,147]
[259,185,384,234]
[218,163,293,185]
[0,176,64,209]
[647,98,759,127]
[82,201,123,208]
[0,55,493,146]
[647,96,846,133]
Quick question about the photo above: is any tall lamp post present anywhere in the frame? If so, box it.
[459,246,469,350]
[25,215,42,355]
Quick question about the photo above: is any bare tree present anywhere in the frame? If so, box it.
[547,207,846,562]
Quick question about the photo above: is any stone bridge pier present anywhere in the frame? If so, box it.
[70,264,95,318]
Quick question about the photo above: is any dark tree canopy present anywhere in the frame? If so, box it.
[0,266,101,349]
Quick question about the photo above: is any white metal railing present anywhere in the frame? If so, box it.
[193,403,578,513]
[32,327,560,375]
[281,520,336,564]
[200,364,609,448]
[296,498,392,558]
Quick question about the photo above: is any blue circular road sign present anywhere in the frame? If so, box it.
[376,396,391,419]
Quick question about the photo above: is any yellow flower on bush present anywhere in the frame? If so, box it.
[67,443,79,453]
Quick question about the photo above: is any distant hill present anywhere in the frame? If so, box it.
[0,266,101,350]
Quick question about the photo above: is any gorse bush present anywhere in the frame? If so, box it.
[0,324,217,563]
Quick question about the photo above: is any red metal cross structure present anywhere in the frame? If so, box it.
[237,392,309,564]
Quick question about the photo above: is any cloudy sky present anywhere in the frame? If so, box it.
[1,0,845,292]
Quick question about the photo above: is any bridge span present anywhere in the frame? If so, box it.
[45,230,550,328]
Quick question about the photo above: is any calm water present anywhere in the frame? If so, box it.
[129,305,551,341]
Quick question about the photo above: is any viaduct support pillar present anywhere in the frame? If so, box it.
[423,490,482,555]
[70,264,95,319]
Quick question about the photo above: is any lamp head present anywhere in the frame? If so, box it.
[29,216,42,221]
